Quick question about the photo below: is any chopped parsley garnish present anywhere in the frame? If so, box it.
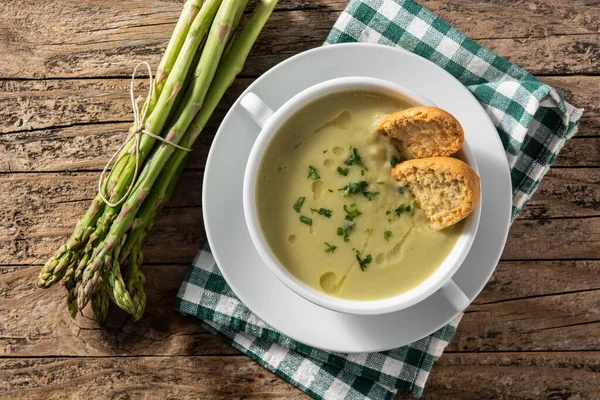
[397,186,405,194]
[376,181,385,185]
[337,167,349,176]
[360,169,365,176]
[311,208,332,218]
[363,191,379,201]
[324,242,337,253]
[328,189,333,193]
[344,148,368,170]
[395,203,406,217]
[299,215,312,226]
[338,180,368,197]
[390,155,401,166]
[336,223,355,242]
[384,230,393,241]
[307,165,320,180]
[355,251,372,271]
[385,210,391,215]
[406,205,412,213]
[293,197,305,213]
[323,150,328,153]
[343,204,362,221]
[365,228,372,234]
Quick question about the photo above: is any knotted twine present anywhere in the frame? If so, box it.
[97,62,192,208]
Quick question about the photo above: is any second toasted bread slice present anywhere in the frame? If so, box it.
[378,106,464,158]
[392,157,480,230]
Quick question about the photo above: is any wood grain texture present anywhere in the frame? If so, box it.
[1,75,597,138]
[1,167,599,265]
[0,78,247,133]
[0,356,308,399]
[416,352,600,400]
[1,353,599,399]
[0,118,597,173]
[0,0,599,398]
[0,0,597,79]
[0,264,233,357]
[2,260,599,357]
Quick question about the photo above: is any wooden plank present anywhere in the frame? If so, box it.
[0,78,248,133]
[0,171,204,265]
[517,168,600,220]
[580,116,600,138]
[476,260,600,305]
[2,76,595,136]
[2,260,599,356]
[0,356,308,399]
[477,34,600,75]
[0,0,597,79]
[0,117,222,173]
[0,2,337,79]
[0,264,237,357]
[503,217,600,260]
[1,167,599,265]
[554,137,600,168]
[0,120,596,173]
[420,0,600,39]
[416,352,600,400]
[1,352,598,399]
[450,260,600,352]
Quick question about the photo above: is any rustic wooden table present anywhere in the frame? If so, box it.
[1,0,599,398]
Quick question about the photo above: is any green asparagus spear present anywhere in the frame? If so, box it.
[36,0,206,288]
[121,0,278,279]
[153,0,205,95]
[183,0,279,146]
[103,256,136,315]
[78,0,242,311]
[77,0,223,276]
[66,278,80,318]
[91,281,110,324]
[42,0,277,322]
[115,157,187,320]
[124,246,146,321]
[114,154,187,320]
[119,0,278,320]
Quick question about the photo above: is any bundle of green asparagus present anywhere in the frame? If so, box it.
[36,0,277,322]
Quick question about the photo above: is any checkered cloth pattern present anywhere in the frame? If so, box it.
[327,0,582,219]
[175,0,582,398]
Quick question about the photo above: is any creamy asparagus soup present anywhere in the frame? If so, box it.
[256,91,463,300]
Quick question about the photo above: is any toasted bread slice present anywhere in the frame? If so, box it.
[392,157,480,230]
[378,106,464,158]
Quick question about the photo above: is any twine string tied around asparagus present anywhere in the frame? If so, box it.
[98,62,192,208]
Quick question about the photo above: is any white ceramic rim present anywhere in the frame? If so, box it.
[242,76,482,315]
[202,42,512,352]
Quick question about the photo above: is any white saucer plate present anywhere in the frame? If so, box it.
[202,43,512,353]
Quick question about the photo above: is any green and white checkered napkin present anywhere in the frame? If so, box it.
[175,0,583,398]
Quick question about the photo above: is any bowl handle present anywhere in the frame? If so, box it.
[240,92,275,129]
[440,279,470,312]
